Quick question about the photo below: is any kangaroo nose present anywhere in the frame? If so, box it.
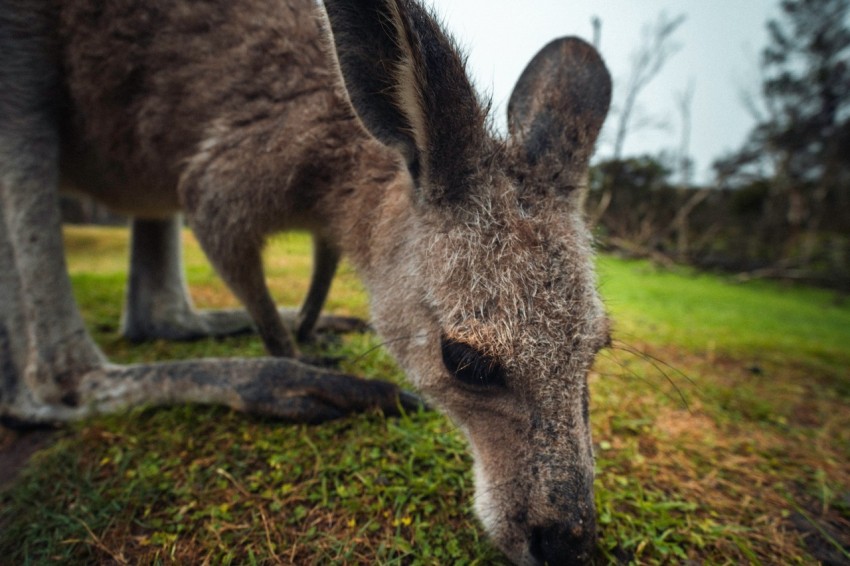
[529,521,596,566]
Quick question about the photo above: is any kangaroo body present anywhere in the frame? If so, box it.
[57,0,377,352]
[60,1,348,219]
[0,0,612,564]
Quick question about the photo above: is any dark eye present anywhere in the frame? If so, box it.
[440,335,506,388]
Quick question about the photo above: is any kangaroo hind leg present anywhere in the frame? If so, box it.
[120,215,263,342]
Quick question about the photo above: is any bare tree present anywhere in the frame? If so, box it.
[668,79,709,260]
[589,11,685,230]
[611,12,686,160]
[674,79,696,187]
[591,16,602,50]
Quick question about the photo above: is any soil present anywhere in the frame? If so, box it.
[0,424,57,491]
[790,506,850,566]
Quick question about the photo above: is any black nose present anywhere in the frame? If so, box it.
[529,521,596,566]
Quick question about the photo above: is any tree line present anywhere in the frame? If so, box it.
[590,0,849,291]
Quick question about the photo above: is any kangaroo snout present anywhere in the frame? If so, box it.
[529,516,597,566]
[529,474,598,565]
[473,461,599,566]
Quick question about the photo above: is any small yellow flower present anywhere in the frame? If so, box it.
[347,518,357,528]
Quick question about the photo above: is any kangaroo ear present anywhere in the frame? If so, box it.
[508,37,612,190]
[322,0,487,204]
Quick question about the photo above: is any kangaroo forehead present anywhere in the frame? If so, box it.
[425,219,594,300]
[426,222,603,363]
[434,267,602,362]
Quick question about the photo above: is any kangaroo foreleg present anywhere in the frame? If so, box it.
[295,235,369,342]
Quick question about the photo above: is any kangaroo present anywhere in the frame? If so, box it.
[0,0,611,564]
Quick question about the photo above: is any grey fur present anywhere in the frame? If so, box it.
[0,0,611,564]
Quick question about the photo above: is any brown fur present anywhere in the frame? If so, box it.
[57,0,397,356]
[1,0,611,564]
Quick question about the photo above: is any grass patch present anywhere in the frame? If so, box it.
[597,256,850,382]
[1,225,848,564]
[4,405,501,564]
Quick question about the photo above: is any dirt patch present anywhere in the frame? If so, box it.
[790,509,850,565]
[0,424,58,490]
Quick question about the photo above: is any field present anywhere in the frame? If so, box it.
[1,225,848,564]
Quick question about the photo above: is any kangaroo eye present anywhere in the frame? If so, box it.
[440,336,506,388]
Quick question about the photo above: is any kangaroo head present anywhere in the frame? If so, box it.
[323,1,611,564]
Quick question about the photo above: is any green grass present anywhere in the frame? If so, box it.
[1,225,848,564]
[597,256,850,371]
[597,257,850,380]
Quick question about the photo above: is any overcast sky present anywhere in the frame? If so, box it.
[422,0,779,183]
